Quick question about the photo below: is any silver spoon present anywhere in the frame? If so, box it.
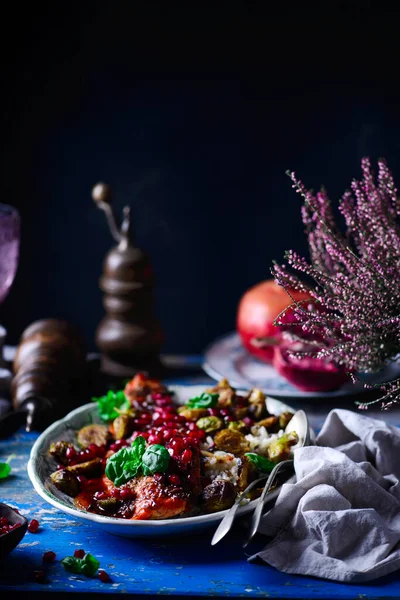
[211,409,309,546]
[242,409,310,547]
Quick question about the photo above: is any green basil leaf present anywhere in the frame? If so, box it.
[186,392,219,409]
[131,435,146,459]
[106,445,143,487]
[61,553,100,577]
[81,553,100,577]
[0,463,11,479]
[61,556,82,573]
[141,444,170,475]
[245,453,275,473]
[92,389,130,421]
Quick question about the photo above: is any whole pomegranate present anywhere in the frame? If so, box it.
[236,280,310,363]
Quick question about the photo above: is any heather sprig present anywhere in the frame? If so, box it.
[273,158,400,408]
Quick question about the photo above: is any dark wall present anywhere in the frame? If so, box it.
[1,2,399,353]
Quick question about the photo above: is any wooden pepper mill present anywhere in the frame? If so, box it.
[9,318,87,432]
[92,183,164,378]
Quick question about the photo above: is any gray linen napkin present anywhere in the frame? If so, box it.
[250,409,400,582]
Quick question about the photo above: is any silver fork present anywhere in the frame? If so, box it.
[210,474,268,546]
[242,459,294,548]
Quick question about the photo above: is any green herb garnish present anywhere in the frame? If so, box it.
[245,453,275,473]
[186,392,219,409]
[92,390,130,421]
[105,436,170,487]
[61,553,100,577]
[141,445,170,475]
[0,463,11,479]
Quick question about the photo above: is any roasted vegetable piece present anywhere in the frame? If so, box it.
[267,431,299,463]
[196,416,223,433]
[201,480,236,513]
[227,420,247,433]
[51,469,80,497]
[256,416,279,432]
[207,377,233,392]
[177,407,208,421]
[248,402,268,420]
[77,424,109,448]
[233,406,249,420]
[217,388,235,407]
[97,497,121,514]
[279,411,294,429]
[214,429,250,455]
[248,388,266,404]
[113,414,135,440]
[49,441,74,465]
[67,458,103,478]
[237,455,256,491]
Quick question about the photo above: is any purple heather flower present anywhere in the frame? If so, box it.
[273,158,400,408]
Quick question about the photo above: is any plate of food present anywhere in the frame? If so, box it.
[203,332,400,399]
[28,375,309,537]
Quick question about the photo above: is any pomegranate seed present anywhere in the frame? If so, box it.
[98,569,111,583]
[33,569,46,583]
[65,447,76,460]
[208,407,220,416]
[74,549,85,559]
[43,550,56,562]
[181,449,192,465]
[170,438,185,453]
[111,488,120,499]
[76,475,87,487]
[219,408,230,417]
[96,444,107,457]
[12,508,19,514]
[153,473,165,483]
[0,517,8,527]
[28,519,40,533]
[94,491,107,501]
[168,474,181,486]
[119,488,132,501]
[148,433,163,445]
[187,422,197,431]
[243,417,254,428]
[101,457,108,468]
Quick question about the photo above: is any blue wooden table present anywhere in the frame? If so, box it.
[1,356,400,599]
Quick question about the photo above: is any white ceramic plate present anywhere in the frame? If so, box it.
[203,332,400,399]
[28,385,302,538]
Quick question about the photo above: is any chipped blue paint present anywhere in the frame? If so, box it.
[0,366,400,598]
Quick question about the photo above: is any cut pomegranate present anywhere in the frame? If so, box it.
[273,342,350,392]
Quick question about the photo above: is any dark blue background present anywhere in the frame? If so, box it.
[1,2,399,353]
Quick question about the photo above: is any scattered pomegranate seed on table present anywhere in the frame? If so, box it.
[28,519,40,533]
[98,569,111,583]
[33,569,46,583]
[42,551,56,562]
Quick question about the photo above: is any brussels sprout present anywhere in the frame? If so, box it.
[237,455,256,491]
[217,388,235,407]
[233,407,249,420]
[248,388,266,404]
[177,407,209,421]
[97,496,120,514]
[49,441,74,465]
[50,469,80,497]
[201,480,236,513]
[227,420,247,433]
[113,414,135,440]
[256,416,279,432]
[67,458,102,478]
[279,411,294,429]
[214,429,250,455]
[77,424,109,449]
[267,431,299,463]
[196,416,223,433]
[248,402,268,420]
